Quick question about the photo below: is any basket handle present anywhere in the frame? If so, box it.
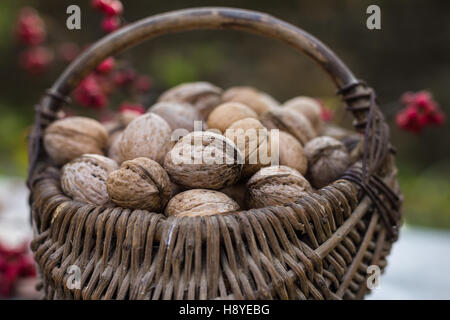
[31,7,391,186]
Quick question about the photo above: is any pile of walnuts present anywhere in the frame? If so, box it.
[44,82,359,217]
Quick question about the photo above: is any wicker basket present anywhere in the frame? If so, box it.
[27,7,402,300]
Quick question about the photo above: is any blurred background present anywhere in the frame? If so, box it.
[0,0,449,299]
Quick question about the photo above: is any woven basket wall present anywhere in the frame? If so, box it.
[27,7,402,300]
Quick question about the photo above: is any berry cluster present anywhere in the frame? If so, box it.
[15,7,53,75]
[91,0,124,33]
[0,242,36,297]
[396,91,445,133]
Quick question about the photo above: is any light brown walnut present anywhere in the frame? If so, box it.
[119,113,172,164]
[225,118,271,177]
[272,131,308,175]
[158,81,222,119]
[165,189,239,217]
[164,131,243,190]
[207,102,257,133]
[44,116,108,165]
[284,96,323,133]
[260,108,316,146]
[246,165,312,208]
[107,157,171,212]
[222,86,277,115]
[61,154,118,205]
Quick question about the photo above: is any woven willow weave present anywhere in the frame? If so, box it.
[28,7,402,300]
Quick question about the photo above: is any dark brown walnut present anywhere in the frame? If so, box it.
[219,183,247,209]
[273,131,308,175]
[207,102,257,133]
[164,131,243,190]
[225,118,271,177]
[165,189,239,217]
[44,116,108,165]
[246,165,312,208]
[283,96,323,133]
[119,113,172,164]
[61,154,119,205]
[107,157,171,212]
[222,86,278,115]
[304,136,350,188]
[260,108,316,146]
[149,101,204,132]
[158,81,222,119]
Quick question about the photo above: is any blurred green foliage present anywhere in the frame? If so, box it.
[0,0,449,228]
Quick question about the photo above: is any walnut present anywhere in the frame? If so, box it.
[60,154,118,205]
[119,113,172,164]
[44,116,108,165]
[207,102,257,133]
[149,101,203,132]
[260,108,316,145]
[246,165,312,208]
[273,131,308,175]
[158,81,222,119]
[284,96,323,133]
[320,124,354,140]
[222,86,277,115]
[164,131,243,190]
[165,189,239,217]
[225,118,271,177]
[304,136,350,188]
[106,157,171,212]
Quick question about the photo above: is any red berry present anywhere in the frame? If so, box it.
[96,57,115,74]
[101,16,121,33]
[113,69,136,87]
[134,75,152,93]
[102,0,123,16]
[19,46,54,75]
[73,74,108,109]
[58,42,80,62]
[15,7,46,45]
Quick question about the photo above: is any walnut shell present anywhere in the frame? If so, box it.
[107,131,123,163]
[44,117,108,165]
[165,189,239,217]
[284,96,323,133]
[106,157,171,211]
[149,101,203,132]
[273,131,308,175]
[260,108,316,145]
[225,118,271,177]
[119,113,172,164]
[61,154,118,205]
[304,136,350,188]
[158,81,222,119]
[222,86,275,115]
[246,165,312,208]
[164,131,243,190]
[207,102,257,133]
